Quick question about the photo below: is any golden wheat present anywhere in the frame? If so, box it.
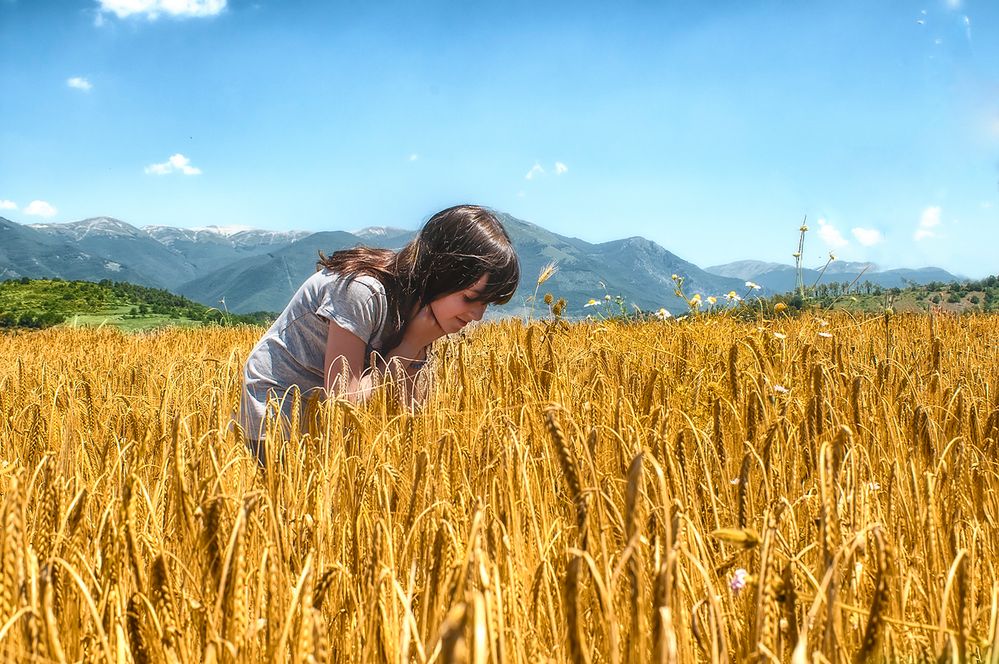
[0,313,997,661]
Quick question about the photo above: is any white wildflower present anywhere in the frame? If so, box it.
[730,568,749,593]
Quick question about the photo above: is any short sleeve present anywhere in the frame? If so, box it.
[315,275,386,344]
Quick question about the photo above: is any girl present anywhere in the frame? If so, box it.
[238,204,520,465]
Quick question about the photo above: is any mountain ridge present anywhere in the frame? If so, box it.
[704,258,960,294]
[3,215,962,315]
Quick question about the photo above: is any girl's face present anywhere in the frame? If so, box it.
[429,274,490,334]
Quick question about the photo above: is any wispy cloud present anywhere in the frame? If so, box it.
[145,153,202,176]
[851,227,883,247]
[0,200,16,210]
[525,163,545,180]
[408,153,419,162]
[24,200,57,218]
[526,161,568,180]
[97,0,226,20]
[67,76,92,92]
[914,205,941,241]
[817,218,848,248]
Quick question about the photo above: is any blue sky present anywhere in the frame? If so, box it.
[1,0,997,277]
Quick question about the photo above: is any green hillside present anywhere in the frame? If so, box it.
[0,278,274,331]
[761,275,999,315]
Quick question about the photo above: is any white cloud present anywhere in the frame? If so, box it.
[525,163,545,180]
[920,206,941,228]
[67,77,92,92]
[0,200,16,210]
[145,153,202,176]
[945,0,961,8]
[24,200,57,218]
[817,218,848,248]
[851,227,883,246]
[98,0,226,20]
[914,205,941,241]
[554,161,568,175]
[408,153,419,162]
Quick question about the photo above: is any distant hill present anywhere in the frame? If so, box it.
[177,230,369,313]
[178,214,748,315]
[4,213,966,317]
[0,278,270,330]
[1,216,150,284]
[705,259,959,293]
[350,226,414,243]
[494,214,745,317]
[29,217,199,288]
[761,274,999,316]
[23,217,313,288]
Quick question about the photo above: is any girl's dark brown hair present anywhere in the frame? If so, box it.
[317,205,520,350]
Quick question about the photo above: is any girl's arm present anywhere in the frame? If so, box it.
[324,305,443,405]
[323,321,430,404]
[323,321,374,401]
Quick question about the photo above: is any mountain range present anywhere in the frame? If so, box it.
[704,259,960,294]
[0,214,960,316]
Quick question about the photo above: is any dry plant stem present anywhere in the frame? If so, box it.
[272,552,313,664]
[936,550,968,659]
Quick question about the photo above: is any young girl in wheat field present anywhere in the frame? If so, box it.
[238,204,520,465]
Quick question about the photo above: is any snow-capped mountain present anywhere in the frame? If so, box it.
[29,217,150,240]
[352,225,409,237]
[351,226,414,244]
[22,217,315,289]
[144,224,311,247]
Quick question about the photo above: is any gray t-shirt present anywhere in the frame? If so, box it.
[238,269,388,440]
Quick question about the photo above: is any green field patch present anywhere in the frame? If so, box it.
[1,278,274,330]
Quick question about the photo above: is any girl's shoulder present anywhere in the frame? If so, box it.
[309,269,387,302]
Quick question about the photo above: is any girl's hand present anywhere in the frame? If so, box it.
[401,304,446,353]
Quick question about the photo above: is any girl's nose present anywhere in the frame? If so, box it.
[469,302,487,321]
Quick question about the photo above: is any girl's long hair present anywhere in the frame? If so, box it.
[317,205,520,351]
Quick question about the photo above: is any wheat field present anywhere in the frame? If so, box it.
[1,313,998,663]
